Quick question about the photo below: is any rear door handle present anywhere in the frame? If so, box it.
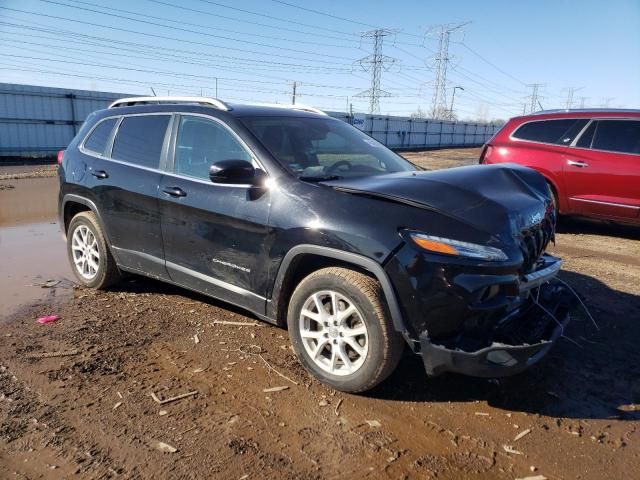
[91,169,109,179]
[162,186,187,197]
[567,160,589,168]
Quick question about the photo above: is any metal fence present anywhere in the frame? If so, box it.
[328,112,500,150]
[0,83,499,159]
[0,83,128,158]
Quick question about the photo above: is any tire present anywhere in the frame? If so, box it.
[66,211,122,289]
[287,267,404,393]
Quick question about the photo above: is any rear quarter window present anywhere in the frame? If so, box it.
[591,120,640,154]
[512,119,588,145]
[112,115,170,168]
[83,117,117,155]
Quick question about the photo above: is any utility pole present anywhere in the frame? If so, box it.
[291,81,297,105]
[429,22,468,118]
[564,86,583,109]
[450,86,464,119]
[565,87,575,109]
[526,83,544,113]
[355,28,397,114]
[578,96,590,108]
[601,97,615,107]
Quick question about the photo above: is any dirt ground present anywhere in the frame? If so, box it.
[1,150,638,480]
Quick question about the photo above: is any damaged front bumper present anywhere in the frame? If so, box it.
[419,278,573,378]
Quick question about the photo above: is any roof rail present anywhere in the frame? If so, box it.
[528,108,640,115]
[242,102,327,116]
[108,96,229,110]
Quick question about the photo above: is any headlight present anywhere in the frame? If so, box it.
[408,233,508,261]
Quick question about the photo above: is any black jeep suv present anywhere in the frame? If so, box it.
[58,97,570,392]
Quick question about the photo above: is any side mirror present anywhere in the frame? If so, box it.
[209,159,259,185]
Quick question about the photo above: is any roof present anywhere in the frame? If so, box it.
[513,108,640,121]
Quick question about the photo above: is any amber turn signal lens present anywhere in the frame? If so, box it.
[411,237,459,255]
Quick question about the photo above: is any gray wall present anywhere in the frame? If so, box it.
[0,83,128,157]
[328,112,500,150]
[0,83,498,158]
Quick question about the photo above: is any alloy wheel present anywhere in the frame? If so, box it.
[298,290,369,376]
[71,224,100,280]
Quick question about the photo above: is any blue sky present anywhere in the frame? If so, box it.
[1,0,638,120]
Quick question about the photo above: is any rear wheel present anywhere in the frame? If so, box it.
[67,211,122,289]
[287,267,404,393]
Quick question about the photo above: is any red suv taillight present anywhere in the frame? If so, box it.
[57,150,65,165]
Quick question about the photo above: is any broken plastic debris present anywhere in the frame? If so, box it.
[153,441,177,453]
[502,444,523,455]
[37,315,60,324]
[365,420,382,428]
[262,386,289,393]
[514,428,532,441]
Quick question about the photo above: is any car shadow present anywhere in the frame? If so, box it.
[109,275,263,320]
[370,269,640,421]
[109,269,639,421]
[557,216,640,240]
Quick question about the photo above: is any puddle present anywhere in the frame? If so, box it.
[0,176,74,320]
[0,221,74,320]
[0,176,59,227]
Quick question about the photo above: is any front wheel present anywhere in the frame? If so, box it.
[287,267,404,393]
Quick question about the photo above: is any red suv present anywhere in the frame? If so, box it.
[480,110,640,225]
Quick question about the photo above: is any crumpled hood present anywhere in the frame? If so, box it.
[325,164,553,237]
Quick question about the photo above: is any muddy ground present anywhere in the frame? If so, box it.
[0,149,638,479]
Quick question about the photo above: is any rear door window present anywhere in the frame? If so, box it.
[112,115,171,168]
[174,115,252,180]
[83,117,117,155]
[591,120,640,154]
[512,119,588,145]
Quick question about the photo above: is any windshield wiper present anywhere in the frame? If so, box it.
[299,174,342,182]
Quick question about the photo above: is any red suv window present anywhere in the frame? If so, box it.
[512,119,589,145]
[591,120,640,154]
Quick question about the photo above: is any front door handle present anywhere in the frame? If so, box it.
[91,169,109,179]
[162,186,187,197]
[567,160,589,168]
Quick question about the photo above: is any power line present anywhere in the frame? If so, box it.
[145,0,361,43]
[0,32,351,75]
[194,0,358,37]
[61,0,360,50]
[33,0,355,61]
[355,29,397,114]
[457,42,527,86]
[268,0,379,29]
[0,21,364,79]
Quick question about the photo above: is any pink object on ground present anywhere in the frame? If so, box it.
[37,315,60,324]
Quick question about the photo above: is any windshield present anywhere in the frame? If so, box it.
[241,116,417,180]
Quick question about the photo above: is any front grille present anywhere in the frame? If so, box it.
[518,208,556,273]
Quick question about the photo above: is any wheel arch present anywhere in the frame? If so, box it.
[523,167,565,214]
[61,195,116,258]
[268,245,409,339]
